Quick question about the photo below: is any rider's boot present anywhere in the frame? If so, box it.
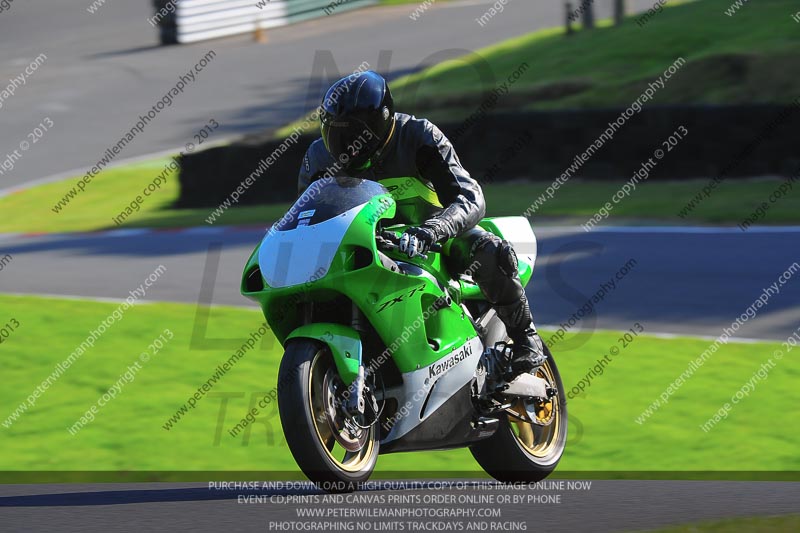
[495,296,547,379]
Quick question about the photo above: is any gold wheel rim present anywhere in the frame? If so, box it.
[509,361,561,458]
[308,351,375,473]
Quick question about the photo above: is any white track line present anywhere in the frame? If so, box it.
[537,324,771,345]
[0,292,162,306]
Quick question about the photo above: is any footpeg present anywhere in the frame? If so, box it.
[471,417,500,438]
[473,417,499,431]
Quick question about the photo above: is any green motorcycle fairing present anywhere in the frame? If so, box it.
[242,179,477,381]
[241,177,537,443]
[286,323,363,383]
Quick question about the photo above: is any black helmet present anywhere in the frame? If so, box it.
[320,70,395,172]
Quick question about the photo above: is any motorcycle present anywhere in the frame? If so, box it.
[241,176,567,492]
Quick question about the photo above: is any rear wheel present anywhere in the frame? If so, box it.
[277,340,379,493]
[470,344,567,482]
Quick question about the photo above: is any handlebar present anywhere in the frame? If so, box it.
[376,231,442,260]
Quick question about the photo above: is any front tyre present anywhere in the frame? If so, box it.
[278,340,379,493]
[470,344,567,482]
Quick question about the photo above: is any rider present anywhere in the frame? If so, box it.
[298,70,545,379]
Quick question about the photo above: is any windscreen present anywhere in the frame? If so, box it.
[272,177,388,231]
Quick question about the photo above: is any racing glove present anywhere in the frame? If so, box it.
[399,225,440,258]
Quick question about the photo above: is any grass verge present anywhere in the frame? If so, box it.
[0,294,797,478]
[1,161,798,235]
[0,158,288,234]
[483,178,800,225]
[278,0,800,134]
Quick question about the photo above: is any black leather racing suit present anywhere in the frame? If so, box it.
[298,112,540,353]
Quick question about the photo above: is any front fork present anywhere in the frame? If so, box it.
[286,303,371,418]
[344,303,368,417]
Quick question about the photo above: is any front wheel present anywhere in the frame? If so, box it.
[470,344,567,482]
[277,340,379,493]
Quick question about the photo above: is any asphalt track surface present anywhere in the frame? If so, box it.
[0,0,658,189]
[1,480,799,532]
[1,225,798,342]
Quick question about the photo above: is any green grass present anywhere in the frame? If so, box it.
[278,0,800,134]
[483,178,800,225]
[398,0,800,111]
[1,294,797,480]
[408,0,800,111]
[0,158,290,234]
[1,159,798,235]
[644,515,800,533]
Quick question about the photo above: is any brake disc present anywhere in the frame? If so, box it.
[322,369,369,452]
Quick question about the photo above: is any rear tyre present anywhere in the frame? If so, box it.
[278,339,379,493]
[470,344,567,482]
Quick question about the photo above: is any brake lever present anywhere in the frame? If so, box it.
[417,243,443,260]
[377,232,441,260]
[376,232,400,252]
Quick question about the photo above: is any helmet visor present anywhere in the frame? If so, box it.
[320,112,382,172]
